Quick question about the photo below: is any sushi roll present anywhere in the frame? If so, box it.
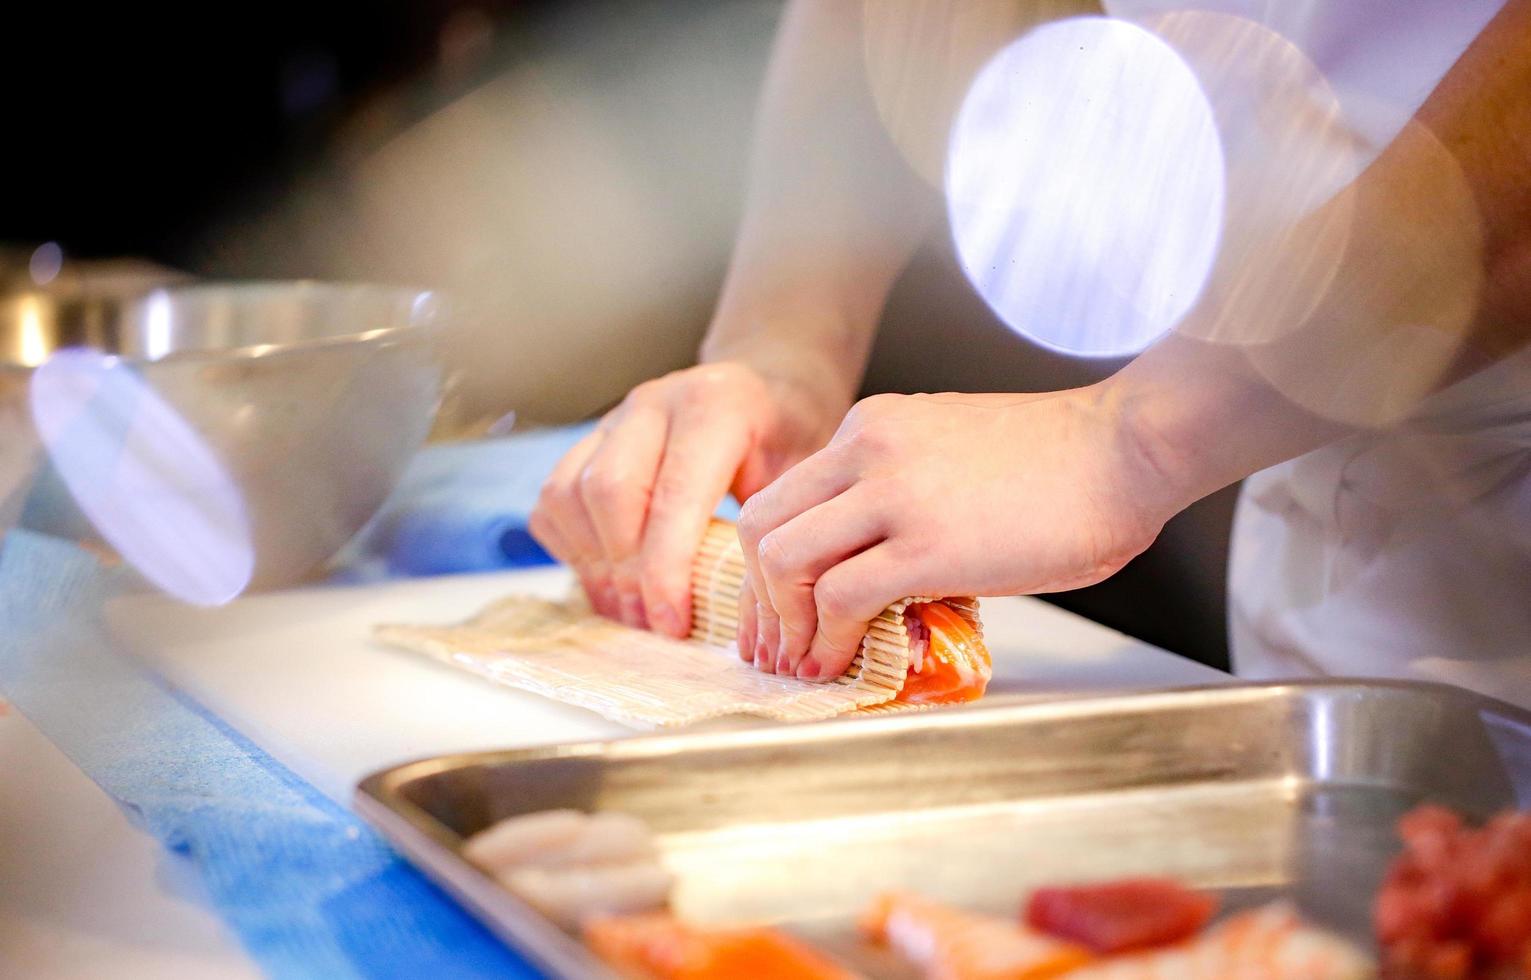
[378,519,992,724]
[899,601,992,705]
[690,519,991,706]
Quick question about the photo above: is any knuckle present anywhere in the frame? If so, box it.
[813,576,856,620]
[846,393,899,425]
[539,474,578,512]
[755,530,794,579]
[577,463,624,507]
[627,378,664,404]
[841,398,902,453]
[650,465,694,505]
[840,401,869,432]
[736,495,769,544]
[676,382,716,413]
[689,362,737,391]
[534,479,561,509]
[846,424,890,457]
[678,363,748,412]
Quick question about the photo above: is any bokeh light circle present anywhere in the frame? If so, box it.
[30,349,254,605]
[1140,11,1365,349]
[946,16,1225,357]
[29,242,63,286]
[1241,120,1484,430]
[861,0,1097,187]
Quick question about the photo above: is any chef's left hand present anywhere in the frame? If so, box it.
[735,388,1187,679]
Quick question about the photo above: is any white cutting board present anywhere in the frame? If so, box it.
[106,567,1226,805]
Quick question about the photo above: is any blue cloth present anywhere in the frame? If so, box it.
[345,423,738,581]
[337,425,594,582]
[0,528,541,979]
[0,422,747,976]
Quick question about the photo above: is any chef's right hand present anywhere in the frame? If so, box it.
[530,361,845,639]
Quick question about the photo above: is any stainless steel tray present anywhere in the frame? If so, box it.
[355,681,1531,978]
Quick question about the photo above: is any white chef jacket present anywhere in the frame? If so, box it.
[1104,0,1527,705]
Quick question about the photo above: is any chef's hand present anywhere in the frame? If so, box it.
[530,361,845,637]
[734,388,1189,679]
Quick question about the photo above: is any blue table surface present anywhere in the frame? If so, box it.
[0,426,606,979]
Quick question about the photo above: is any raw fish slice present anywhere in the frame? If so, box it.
[584,912,861,980]
[1024,878,1217,953]
[462,809,588,870]
[899,602,993,704]
[501,861,674,931]
[861,891,1093,980]
[539,812,657,869]
[464,810,656,872]
[1062,903,1374,979]
[463,810,672,929]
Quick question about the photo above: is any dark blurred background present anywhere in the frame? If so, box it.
[4,0,1236,669]
[9,1,552,262]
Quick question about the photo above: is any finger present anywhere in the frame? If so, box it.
[736,447,856,555]
[755,482,886,674]
[747,597,783,673]
[566,511,619,619]
[529,432,599,561]
[736,569,758,663]
[754,600,781,674]
[530,432,600,568]
[797,543,913,683]
[533,431,617,615]
[577,408,668,628]
[736,449,855,667]
[636,407,752,638]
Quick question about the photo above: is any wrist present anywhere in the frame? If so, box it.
[699,317,865,419]
[1100,336,1355,514]
[1095,376,1214,525]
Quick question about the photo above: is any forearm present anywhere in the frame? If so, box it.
[1427,0,1531,359]
[1113,0,1531,512]
[1107,335,1351,514]
[701,0,940,407]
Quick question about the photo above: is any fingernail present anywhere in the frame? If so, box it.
[798,659,821,680]
[596,586,620,618]
[754,639,770,669]
[775,652,790,674]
